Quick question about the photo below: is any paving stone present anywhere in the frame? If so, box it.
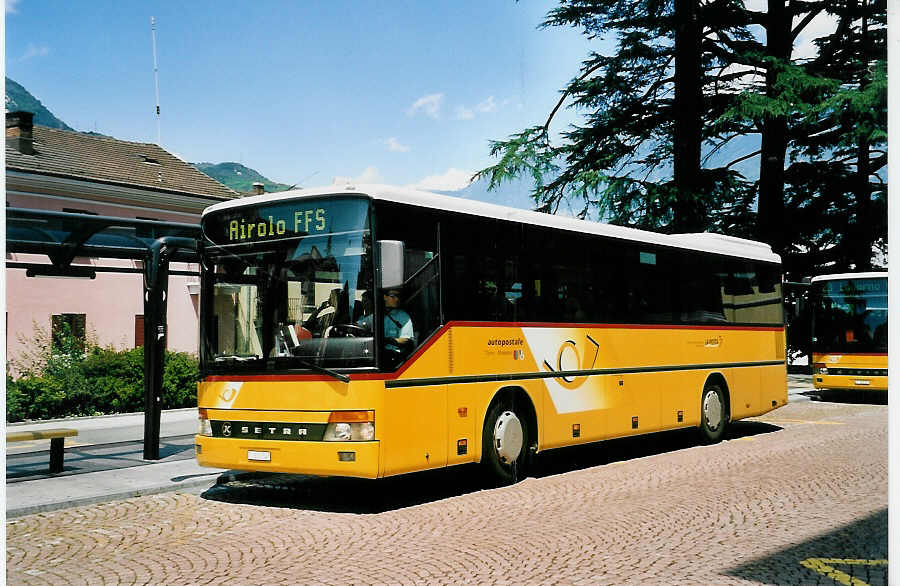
[6,401,887,585]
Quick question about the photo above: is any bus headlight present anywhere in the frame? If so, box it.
[324,411,375,441]
[198,408,212,436]
[814,363,828,375]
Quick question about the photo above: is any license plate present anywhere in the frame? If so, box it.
[247,450,271,462]
[854,380,871,386]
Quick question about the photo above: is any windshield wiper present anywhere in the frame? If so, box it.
[215,354,262,363]
[291,357,350,383]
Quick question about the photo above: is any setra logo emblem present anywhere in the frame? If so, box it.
[222,423,232,437]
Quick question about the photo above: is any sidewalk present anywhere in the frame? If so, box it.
[6,375,820,519]
[6,459,233,519]
[5,408,238,519]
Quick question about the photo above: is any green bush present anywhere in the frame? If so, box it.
[7,325,200,422]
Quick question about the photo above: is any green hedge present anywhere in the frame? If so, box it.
[7,344,199,423]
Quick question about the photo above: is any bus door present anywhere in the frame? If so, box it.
[381,383,448,476]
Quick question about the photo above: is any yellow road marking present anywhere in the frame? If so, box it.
[799,558,888,586]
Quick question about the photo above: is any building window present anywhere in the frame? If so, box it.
[51,313,86,353]
[137,154,161,165]
[135,315,168,348]
[135,315,144,347]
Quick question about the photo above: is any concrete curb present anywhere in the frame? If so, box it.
[7,407,197,428]
[5,461,252,519]
[7,475,220,519]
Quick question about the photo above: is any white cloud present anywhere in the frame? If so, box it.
[333,166,384,185]
[793,12,839,60]
[718,63,764,93]
[357,166,384,183]
[475,96,497,113]
[385,137,410,152]
[455,96,500,121]
[19,43,50,62]
[409,167,473,191]
[455,106,475,120]
[407,93,444,119]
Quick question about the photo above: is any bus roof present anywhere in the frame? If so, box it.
[203,183,781,264]
[811,272,888,283]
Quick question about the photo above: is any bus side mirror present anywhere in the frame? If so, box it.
[378,240,405,289]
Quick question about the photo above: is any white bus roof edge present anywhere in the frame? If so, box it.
[203,184,781,264]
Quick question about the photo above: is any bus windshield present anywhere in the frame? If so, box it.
[812,277,888,354]
[200,197,374,373]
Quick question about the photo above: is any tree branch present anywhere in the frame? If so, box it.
[726,149,761,169]
[791,7,825,43]
[543,61,606,132]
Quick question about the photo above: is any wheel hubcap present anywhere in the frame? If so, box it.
[704,390,723,431]
[494,410,523,464]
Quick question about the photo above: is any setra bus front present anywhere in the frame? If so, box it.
[194,193,392,478]
[811,273,888,392]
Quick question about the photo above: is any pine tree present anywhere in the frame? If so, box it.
[474,0,757,234]
[786,0,887,273]
[477,0,887,275]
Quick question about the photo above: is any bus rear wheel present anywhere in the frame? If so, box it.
[699,382,728,443]
[482,399,529,485]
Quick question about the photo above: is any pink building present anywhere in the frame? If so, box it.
[6,111,239,367]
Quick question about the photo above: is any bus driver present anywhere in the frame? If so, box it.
[359,288,414,359]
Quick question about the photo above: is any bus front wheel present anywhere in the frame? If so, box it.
[482,399,529,485]
[699,383,728,443]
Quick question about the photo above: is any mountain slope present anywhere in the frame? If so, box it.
[192,162,293,194]
[5,77,73,130]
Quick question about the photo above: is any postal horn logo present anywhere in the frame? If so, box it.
[219,386,238,402]
[542,334,600,390]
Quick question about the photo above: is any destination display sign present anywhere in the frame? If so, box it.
[823,278,887,296]
[203,197,370,245]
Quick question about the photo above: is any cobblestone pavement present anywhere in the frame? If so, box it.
[7,400,887,585]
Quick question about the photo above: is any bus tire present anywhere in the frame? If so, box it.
[699,382,728,444]
[482,398,530,485]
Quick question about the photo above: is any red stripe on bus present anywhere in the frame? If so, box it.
[812,352,888,357]
[204,373,390,382]
[445,321,783,332]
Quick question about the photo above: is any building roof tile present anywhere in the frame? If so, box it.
[6,125,238,200]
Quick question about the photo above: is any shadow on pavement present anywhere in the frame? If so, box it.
[533,420,781,478]
[202,466,487,514]
[811,390,888,405]
[725,508,887,585]
[201,420,782,514]
[6,435,196,482]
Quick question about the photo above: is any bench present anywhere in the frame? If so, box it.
[7,429,78,473]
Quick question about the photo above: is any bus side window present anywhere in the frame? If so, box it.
[678,255,726,323]
[624,247,678,323]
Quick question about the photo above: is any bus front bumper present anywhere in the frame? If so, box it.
[195,435,380,478]
[813,374,888,392]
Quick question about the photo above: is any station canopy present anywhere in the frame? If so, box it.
[6,207,201,277]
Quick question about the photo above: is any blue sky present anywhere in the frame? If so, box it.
[5,1,593,190]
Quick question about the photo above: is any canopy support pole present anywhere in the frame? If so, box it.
[142,237,197,460]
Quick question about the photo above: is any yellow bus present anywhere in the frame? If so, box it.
[195,184,787,483]
[811,272,888,393]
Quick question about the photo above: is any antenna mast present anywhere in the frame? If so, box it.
[151,16,162,145]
